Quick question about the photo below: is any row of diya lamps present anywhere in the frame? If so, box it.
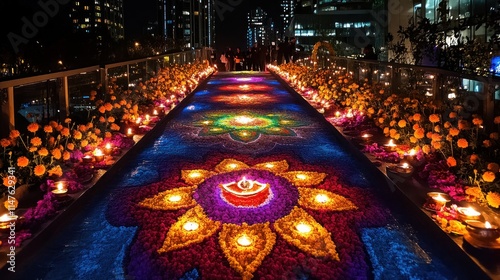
[125,104,167,138]
[426,192,500,248]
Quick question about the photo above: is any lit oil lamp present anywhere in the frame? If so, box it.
[51,181,68,197]
[153,109,159,116]
[167,195,182,203]
[383,139,397,152]
[465,220,500,242]
[220,177,270,207]
[82,154,93,164]
[295,222,312,234]
[93,148,104,162]
[427,192,451,211]
[126,127,134,138]
[360,133,373,142]
[404,149,417,161]
[457,207,482,221]
[183,221,199,232]
[104,143,113,155]
[0,214,18,230]
[315,194,329,204]
[237,234,253,247]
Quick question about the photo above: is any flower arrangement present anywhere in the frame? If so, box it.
[270,63,500,210]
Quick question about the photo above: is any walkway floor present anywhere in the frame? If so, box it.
[10,72,460,279]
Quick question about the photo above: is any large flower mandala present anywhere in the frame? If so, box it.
[211,93,279,106]
[139,158,358,279]
[191,111,308,143]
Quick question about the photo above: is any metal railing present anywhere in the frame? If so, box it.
[0,48,212,137]
[295,56,500,131]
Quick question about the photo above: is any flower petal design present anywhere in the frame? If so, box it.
[298,188,358,211]
[139,186,198,210]
[158,205,220,253]
[229,130,259,143]
[181,169,216,185]
[252,160,290,173]
[218,222,276,280]
[273,207,340,261]
[279,171,328,187]
[214,159,250,173]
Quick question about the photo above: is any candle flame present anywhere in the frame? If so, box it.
[237,234,252,246]
[93,148,103,156]
[105,143,111,149]
[296,222,312,233]
[57,182,64,191]
[485,221,492,229]
[127,128,133,135]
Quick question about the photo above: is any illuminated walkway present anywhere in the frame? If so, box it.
[10,72,460,279]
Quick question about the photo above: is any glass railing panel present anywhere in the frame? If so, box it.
[107,65,128,89]
[14,80,59,128]
[68,70,100,117]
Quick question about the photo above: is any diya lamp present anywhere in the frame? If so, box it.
[126,127,134,138]
[383,139,397,152]
[143,114,151,126]
[404,149,417,161]
[104,143,113,156]
[457,207,482,221]
[93,148,105,162]
[387,162,414,178]
[360,133,373,142]
[82,154,93,164]
[427,192,451,211]
[0,214,18,230]
[237,234,253,247]
[51,181,68,197]
[465,220,500,242]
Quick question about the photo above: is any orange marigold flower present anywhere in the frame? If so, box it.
[472,117,483,126]
[73,130,83,140]
[426,131,433,139]
[446,156,457,167]
[490,132,499,140]
[446,135,452,142]
[27,123,39,133]
[422,145,431,154]
[86,122,94,129]
[397,120,406,128]
[414,128,425,139]
[30,137,42,147]
[413,113,421,122]
[79,125,88,132]
[61,127,70,137]
[56,124,63,131]
[81,140,89,148]
[34,165,46,177]
[449,112,457,119]
[431,133,441,142]
[448,127,459,136]
[99,116,106,123]
[9,130,20,139]
[0,138,11,148]
[67,143,75,151]
[434,125,440,133]
[457,138,468,149]
[29,146,37,152]
[105,132,112,138]
[367,108,375,114]
[389,128,397,137]
[17,156,29,167]
[483,140,492,147]
[98,106,106,114]
[483,171,496,182]
[114,103,121,109]
[469,154,479,164]
[378,117,385,124]
[105,103,113,111]
[412,123,420,131]
[495,116,500,124]
[63,151,71,161]
[43,125,53,133]
[410,136,418,143]
[383,127,390,135]
[48,136,55,147]
[94,128,101,135]
[3,176,16,187]
[431,141,442,150]
[110,123,120,131]
[488,163,500,173]
[443,121,451,129]
[48,165,63,177]
[38,148,49,157]
[487,192,500,208]
[52,148,62,160]
[389,120,396,127]
[429,114,440,123]
[64,118,72,124]
[49,120,58,128]
[458,120,468,130]
[107,116,115,123]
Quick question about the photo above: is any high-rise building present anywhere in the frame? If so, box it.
[69,0,125,44]
[281,0,296,38]
[296,0,316,14]
[291,0,384,57]
[247,7,275,48]
[158,0,215,49]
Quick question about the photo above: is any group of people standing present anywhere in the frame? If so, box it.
[219,37,298,72]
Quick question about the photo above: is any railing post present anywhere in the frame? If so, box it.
[485,80,495,131]
[0,87,15,136]
[58,76,69,120]
[100,66,108,96]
